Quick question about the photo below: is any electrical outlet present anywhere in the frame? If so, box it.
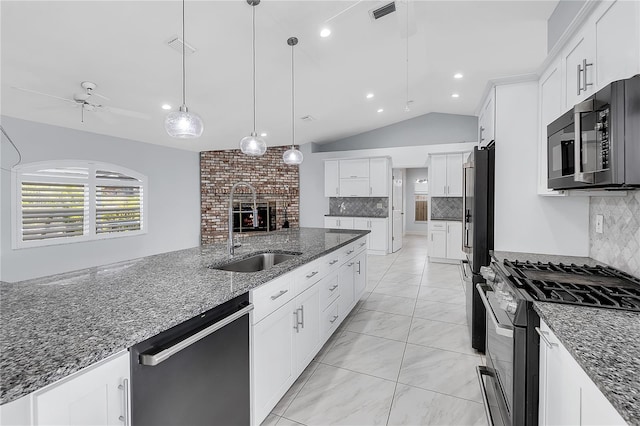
[377,203,382,208]
[595,214,604,234]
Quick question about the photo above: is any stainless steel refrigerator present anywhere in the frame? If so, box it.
[462,143,495,353]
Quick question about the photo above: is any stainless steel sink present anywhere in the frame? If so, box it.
[211,252,300,273]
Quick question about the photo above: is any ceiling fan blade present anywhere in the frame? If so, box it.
[100,105,151,120]
[93,109,117,125]
[90,91,111,101]
[11,86,77,104]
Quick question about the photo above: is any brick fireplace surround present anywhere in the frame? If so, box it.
[200,146,300,244]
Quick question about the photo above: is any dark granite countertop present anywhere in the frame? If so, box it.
[324,214,388,218]
[493,250,638,424]
[0,228,368,405]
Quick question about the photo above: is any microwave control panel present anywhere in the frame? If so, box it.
[597,108,610,170]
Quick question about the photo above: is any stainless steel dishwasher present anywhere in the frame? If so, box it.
[130,293,252,426]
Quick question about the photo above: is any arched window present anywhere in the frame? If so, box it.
[12,160,147,248]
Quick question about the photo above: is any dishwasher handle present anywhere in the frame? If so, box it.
[140,304,254,366]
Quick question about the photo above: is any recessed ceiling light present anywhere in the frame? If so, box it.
[454,73,463,79]
[377,108,384,113]
[366,93,374,99]
[320,28,331,38]
[260,132,267,137]
[161,104,172,110]
[451,93,460,98]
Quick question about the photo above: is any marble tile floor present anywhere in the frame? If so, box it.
[261,236,487,426]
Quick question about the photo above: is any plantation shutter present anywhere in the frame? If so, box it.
[21,182,87,241]
[96,185,142,234]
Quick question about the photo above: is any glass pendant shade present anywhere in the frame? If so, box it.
[283,147,303,165]
[240,132,267,156]
[165,105,204,138]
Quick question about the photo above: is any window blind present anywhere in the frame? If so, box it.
[21,182,87,241]
[96,186,142,234]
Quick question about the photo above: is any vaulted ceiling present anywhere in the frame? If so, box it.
[1,1,557,152]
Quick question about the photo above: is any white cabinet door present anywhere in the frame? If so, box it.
[563,27,595,109]
[429,229,447,258]
[369,158,389,196]
[445,154,463,196]
[339,178,369,197]
[538,59,564,195]
[445,222,464,260]
[353,250,367,300]
[253,299,296,424]
[34,351,130,426]
[594,0,640,88]
[339,159,369,179]
[324,160,339,197]
[479,91,495,147]
[293,284,321,373]
[580,371,627,426]
[338,261,355,318]
[324,217,340,229]
[337,217,354,230]
[429,155,447,196]
[369,218,388,252]
[353,218,369,232]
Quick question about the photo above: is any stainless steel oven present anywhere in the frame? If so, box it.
[547,74,640,190]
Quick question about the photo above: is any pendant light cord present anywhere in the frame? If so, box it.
[252,4,257,132]
[291,42,295,149]
[182,0,186,106]
[405,0,409,106]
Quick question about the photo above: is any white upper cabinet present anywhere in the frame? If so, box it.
[339,178,369,197]
[478,89,495,147]
[593,0,640,88]
[339,159,369,179]
[429,154,463,197]
[324,160,339,197]
[563,27,595,108]
[369,158,389,196]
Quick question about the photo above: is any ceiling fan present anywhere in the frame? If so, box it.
[11,81,151,122]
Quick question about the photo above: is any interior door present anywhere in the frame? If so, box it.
[392,169,404,252]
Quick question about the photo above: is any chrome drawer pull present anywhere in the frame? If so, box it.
[329,259,339,265]
[329,284,338,291]
[348,262,355,267]
[346,249,354,255]
[270,290,288,300]
[305,271,319,279]
[535,327,558,349]
[359,242,366,247]
[118,378,130,425]
[329,315,339,324]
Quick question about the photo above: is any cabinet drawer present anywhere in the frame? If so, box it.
[319,273,340,310]
[321,298,341,339]
[322,252,342,275]
[354,237,368,253]
[251,273,294,324]
[430,222,447,230]
[339,242,358,262]
[295,259,326,295]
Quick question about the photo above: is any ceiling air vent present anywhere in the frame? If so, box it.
[300,115,315,122]
[167,36,196,55]
[369,2,396,20]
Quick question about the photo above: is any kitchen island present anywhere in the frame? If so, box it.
[0,228,368,405]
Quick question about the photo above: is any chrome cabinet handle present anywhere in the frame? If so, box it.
[476,284,513,338]
[369,187,372,195]
[329,259,339,265]
[270,289,288,300]
[357,261,361,274]
[139,304,254,366]
[582,58,593,92]
[330,315,339,324]
[535,327,558,349]
[305,271,319,279]
[577,63,582,95]
[299,305,305,329]
[574,99,595,184]
[335,187,339,195]
[350,175,357,178]
[118,378,130,425]
[479,126,485,142]
[338,220,341,226]
[329,284,339,291]
[293,311,300,332]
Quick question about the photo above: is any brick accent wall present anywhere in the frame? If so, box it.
[200,146,300,244]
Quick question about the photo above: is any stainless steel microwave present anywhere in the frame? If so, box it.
[547,75,640,190]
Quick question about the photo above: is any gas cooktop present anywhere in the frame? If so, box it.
[503,260,640,312]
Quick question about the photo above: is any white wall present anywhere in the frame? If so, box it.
[299,141,476,229]
[0,116,201,282]
[493,83,590,256]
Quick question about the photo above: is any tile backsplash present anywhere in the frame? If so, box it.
[329,197,388,217]
[590,191,640,278]
[431,197,463,220]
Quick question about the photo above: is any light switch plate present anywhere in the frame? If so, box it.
[377,203,383,208]
[595,214,604,234]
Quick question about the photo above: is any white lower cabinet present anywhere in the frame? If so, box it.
[538,320,626,426]
[350,217,389,254]
[445,222,464,260]
[31,351,130,426]
[428,222,447,259]
[429,221,464,262]
[324,217,354,230]
[251,237,367,425]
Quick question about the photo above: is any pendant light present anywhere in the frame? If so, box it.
[283,37,303,165]
[165,0,204,138]
[240,0,267,156]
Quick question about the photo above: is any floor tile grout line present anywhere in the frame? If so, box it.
[339,328,411,344]
[394,380,485,405]
[275,362,321,419]
[315,361,399,384]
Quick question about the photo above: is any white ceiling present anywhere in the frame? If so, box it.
[1,1,557,152]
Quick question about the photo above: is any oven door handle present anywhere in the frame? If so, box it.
[476,284,513,338]
[573,98,595,184]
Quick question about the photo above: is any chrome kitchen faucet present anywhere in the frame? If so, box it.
[228,182,258,255]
